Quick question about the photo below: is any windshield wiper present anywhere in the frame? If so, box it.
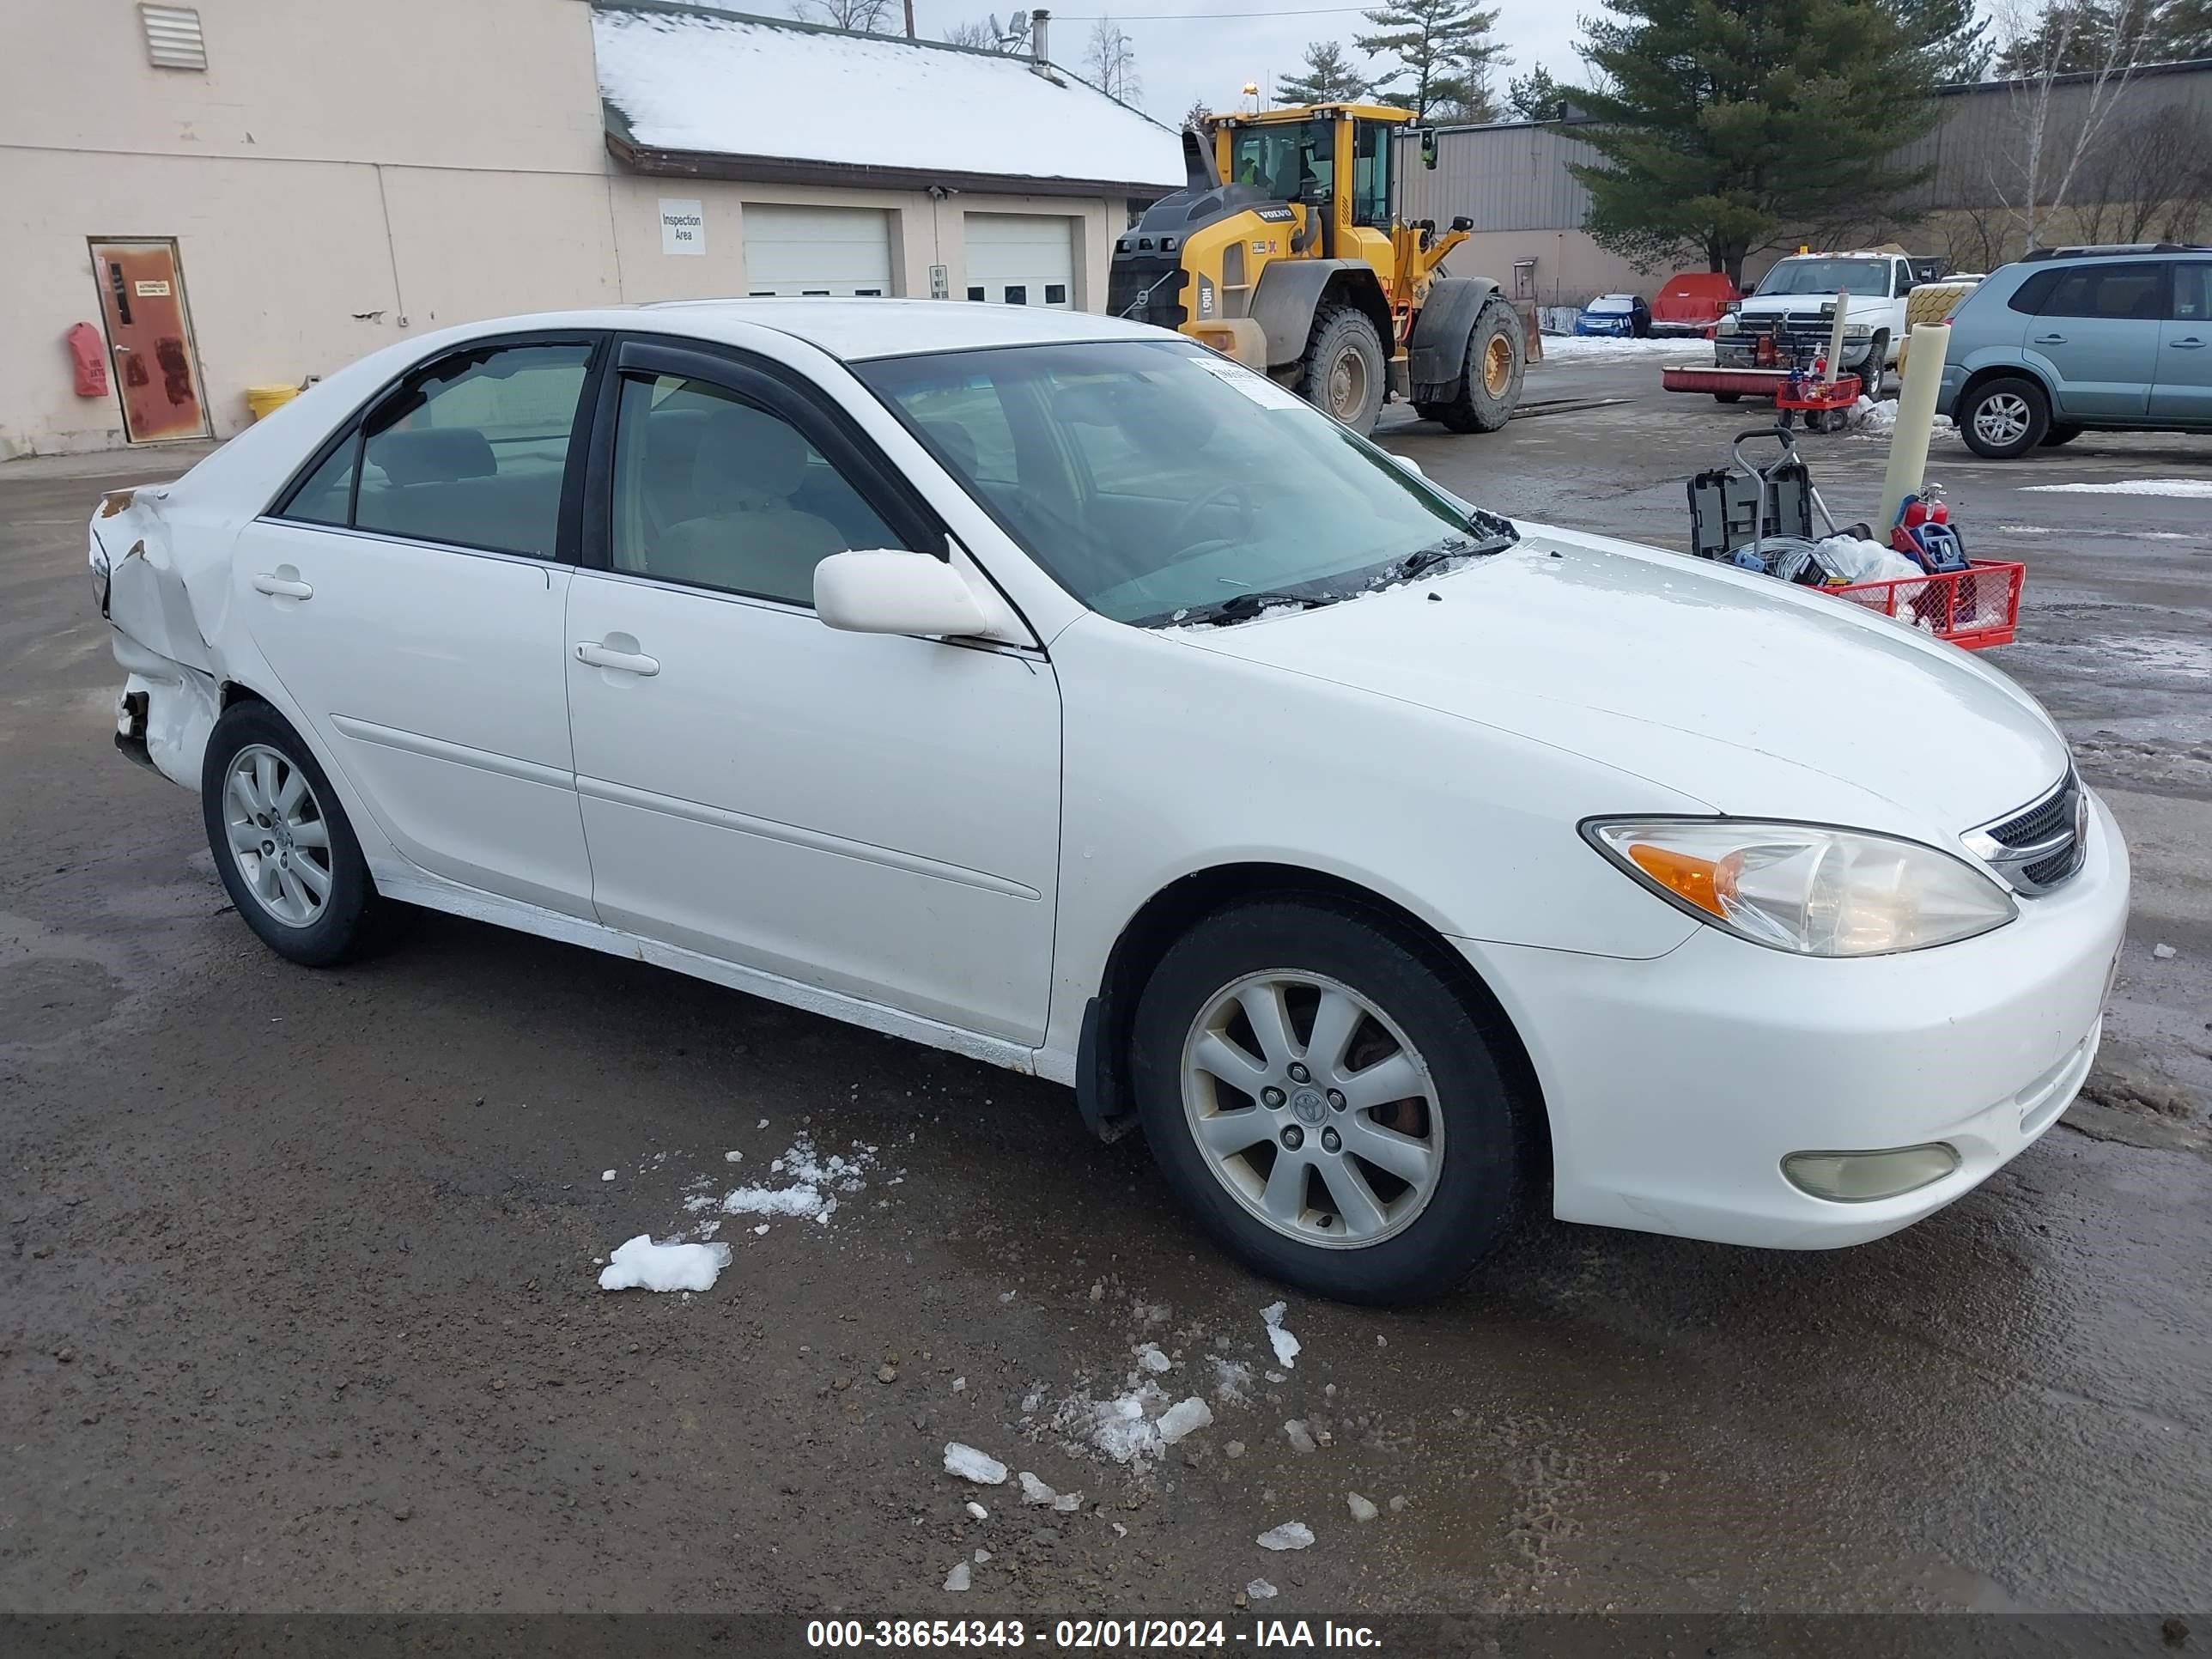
[1382,532,1515,585]
[1179,590,1341,627]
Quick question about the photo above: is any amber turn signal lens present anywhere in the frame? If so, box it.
[1626,842,1724,917]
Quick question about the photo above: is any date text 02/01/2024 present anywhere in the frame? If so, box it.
[803,1619,1384,1649]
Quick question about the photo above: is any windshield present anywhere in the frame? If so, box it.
[1587,295,1634,313]
[1755,258,1890,297]
[856,340,1510,626]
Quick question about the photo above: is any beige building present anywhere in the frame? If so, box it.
[0,0,1182,456]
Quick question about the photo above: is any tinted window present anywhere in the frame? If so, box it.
[279,433,359,526]
[1352,120,1390,227]
[2174,262,2212,323]
[2043,262,2166,321]
[354,343,592,557]
[1230,120,1330,202]
[2008,269,2061,314]
[608,373,900,605]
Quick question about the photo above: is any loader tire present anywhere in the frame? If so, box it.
[1295,305,1388,435]
[1432,297,1524,434]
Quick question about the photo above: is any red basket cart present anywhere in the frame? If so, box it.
[1828,558,2025,650]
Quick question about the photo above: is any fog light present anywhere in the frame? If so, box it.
[1782,1144,1960,1202]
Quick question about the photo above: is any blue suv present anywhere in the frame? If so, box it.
[1939,243,2212,459]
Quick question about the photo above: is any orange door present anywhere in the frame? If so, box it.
[89,240,210,442]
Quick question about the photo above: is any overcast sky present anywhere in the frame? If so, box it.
[897,0,1590,126]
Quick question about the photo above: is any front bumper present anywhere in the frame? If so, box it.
[1465,791,2130,1249]
[1717,337,1875,370]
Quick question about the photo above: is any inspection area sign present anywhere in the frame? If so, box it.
[659,199,705,256]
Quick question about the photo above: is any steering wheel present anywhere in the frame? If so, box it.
[1164,482,1259,557]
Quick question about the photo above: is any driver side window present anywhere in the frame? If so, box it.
[608,373,902,606]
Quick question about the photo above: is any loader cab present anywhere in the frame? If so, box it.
[1217,106,1404,240]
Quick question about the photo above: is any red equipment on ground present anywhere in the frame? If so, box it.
[1650,271,1741,336]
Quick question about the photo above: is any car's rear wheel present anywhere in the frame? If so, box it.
[1130,899,1528,1304]
[1959,374,2050,459]
[202,701,395,967]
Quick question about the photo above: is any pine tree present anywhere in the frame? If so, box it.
[1355,0,1504,123]
[1505,64,1566,119]
[1996,1,2155,76]
[1568,0,1942,284]
[2152,0,2212,57]
[1886,0,1994,82]
[1276,40,1373,105]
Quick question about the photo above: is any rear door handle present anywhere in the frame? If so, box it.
[252,571,313,599]
[575,641,660,677]
[2033,333,2068,344]
[2171,337,2206,349]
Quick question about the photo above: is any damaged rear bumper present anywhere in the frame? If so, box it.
[110,634,222,790]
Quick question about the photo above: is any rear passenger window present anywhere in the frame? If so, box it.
[2174,263,2211,322]
[2008,269,2060,314]
[353,343,592,557]
[281,434,359,526]
[2042,263,2167,321]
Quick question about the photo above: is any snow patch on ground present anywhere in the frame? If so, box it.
[1209,1356,1255,1407]
[598,1234,732,1293]
[944,1443,1007,1485]
[1257,1522,1315,1551]
[1261,1301,1301,1368]
[1536,334,1708,363]
[1853,397,1958,439]
[687,1133,878,1228]
[2020,478,2212,497]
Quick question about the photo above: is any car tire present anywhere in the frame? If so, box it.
[1712,392,1743,404]
[2042,424,2084,447]
[1129,898,1528,1304]
[1959,374,2051,459]
[1862,333,1889,398]
[202,700,398,968]
[1431,297,1525,434]
[1294,305,1387,434]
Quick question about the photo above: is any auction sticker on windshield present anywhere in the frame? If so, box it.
[1189,355,1308,412]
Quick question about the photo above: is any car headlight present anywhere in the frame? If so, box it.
[1716,314,1740,337]
[1583,819,2018,956]
[1842,325,1873,340]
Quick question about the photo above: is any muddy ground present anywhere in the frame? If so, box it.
[2,356,2206,1618]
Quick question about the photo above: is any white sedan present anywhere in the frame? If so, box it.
[92,301,2127,1303]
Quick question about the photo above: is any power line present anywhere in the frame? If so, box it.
[1053,4,1376,19]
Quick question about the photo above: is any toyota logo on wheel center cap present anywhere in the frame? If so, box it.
[1291,1087,1328,1125]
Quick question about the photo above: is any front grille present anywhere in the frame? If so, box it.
[1108,259,1188,331]
[1967,770,2087,896]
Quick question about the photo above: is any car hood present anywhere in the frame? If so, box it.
[1171,525,2069,836]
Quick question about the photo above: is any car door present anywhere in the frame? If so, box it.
[2028,261,2166,417]
[234,332,602,918]
[562,336,1061,1045]
[2150,259,2212,423]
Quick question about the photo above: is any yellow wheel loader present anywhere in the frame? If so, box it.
[1109,104,1524,438]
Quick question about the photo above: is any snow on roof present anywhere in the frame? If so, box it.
[593,4,1184,191]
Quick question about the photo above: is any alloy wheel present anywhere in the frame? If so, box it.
[222,743,334,927]
[1974,392,2031,448]
[1180,970,1444,1249]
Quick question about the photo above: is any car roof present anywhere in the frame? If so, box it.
[633,297,1164,361]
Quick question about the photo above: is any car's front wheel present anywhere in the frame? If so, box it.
[1959,374,2051,459]
[202,700,395,967]
[1130,899,1528,1304]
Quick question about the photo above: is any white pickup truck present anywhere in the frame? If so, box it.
[1711,250,1919,397]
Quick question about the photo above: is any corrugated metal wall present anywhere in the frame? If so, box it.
[1395,61,2212,231]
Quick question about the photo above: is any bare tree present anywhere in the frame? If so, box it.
[1085,16,1141,103]
[2071,103,2212,243]
[1988,0,2149,250]
[945,13,1030,52]
[792,0,895,32]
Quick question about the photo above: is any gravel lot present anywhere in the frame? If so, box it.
[2,354,2206,1617]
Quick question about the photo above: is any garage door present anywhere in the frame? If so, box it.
[744,204,893,297]
[964,214,1075,309]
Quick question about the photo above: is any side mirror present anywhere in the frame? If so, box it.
[815,550,989,637]
[1389,452,1425,477]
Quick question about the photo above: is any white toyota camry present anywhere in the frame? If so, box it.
[92,301,2128,1303]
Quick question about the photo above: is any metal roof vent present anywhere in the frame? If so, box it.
[141,4,207,70]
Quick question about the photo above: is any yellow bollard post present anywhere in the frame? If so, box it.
[1877,322,1951,534]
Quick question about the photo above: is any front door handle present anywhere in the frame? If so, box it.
[2171,337,2207,349]
[575,640,660,677]
[252,571,313,599]
[2033,333,2068,345]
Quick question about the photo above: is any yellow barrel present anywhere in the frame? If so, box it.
[246,384,301,421]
